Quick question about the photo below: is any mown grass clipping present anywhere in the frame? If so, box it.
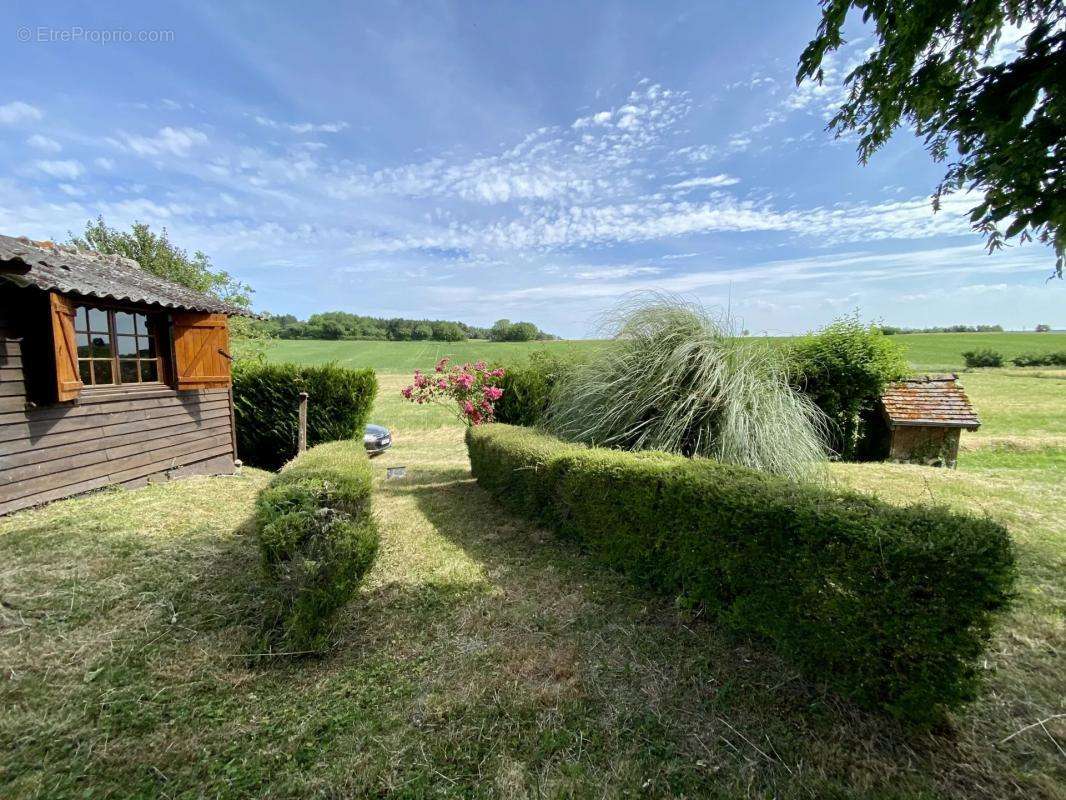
[466,424,1016,726]
[252,440,378,656]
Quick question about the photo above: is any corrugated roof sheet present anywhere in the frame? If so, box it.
[881,374,980,430]
[0,234,251,316]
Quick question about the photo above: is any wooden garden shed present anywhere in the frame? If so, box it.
[0,234,249,515]
[867,374,981,468]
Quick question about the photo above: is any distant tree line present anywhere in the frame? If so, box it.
[256,312,555,342]
[881,324,1004,335]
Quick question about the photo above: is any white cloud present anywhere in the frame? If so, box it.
[254,115,348,134]
[35,159,84,179]
[0,101,43,125]
[95,157,115,170]
[112,126,208,157]
[27,134,62,153]
[574,266,664,280]
[672,174,740,190]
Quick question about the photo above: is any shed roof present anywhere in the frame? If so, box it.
[881,374,980,430]
[0,234,251,316]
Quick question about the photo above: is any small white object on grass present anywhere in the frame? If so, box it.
[386,466,407,480]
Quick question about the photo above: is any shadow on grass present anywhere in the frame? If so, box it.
[383,463,1025,799]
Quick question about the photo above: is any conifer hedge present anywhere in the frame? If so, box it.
[466,424,1015,725]
[252,440,378,655]
[232,362,377,470]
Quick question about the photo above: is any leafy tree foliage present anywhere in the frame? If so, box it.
[798,2,1065,276]
[69,216,253,306]
[255,311,499,342]
[789,314,909,460]
[488,318,554,341]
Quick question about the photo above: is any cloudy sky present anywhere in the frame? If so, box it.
[1,1,1061,336]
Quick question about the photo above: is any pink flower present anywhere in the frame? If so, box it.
[401,386,413,399]
[436,379,447,390]
[435,357,449,373]
[490,368,505,378]
[463,400,476,415]
[455,372,474,390]
[482,385,503,401]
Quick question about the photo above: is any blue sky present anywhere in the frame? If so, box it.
[1,1,1061,336]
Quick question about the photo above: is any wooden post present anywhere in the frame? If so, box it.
[298,392,309,454]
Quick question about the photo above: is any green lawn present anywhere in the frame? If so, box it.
[264,331,1066,373]
[2,360,1064,796]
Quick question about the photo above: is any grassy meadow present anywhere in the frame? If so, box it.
[264,330,1066,373]
[2,331,1064,798]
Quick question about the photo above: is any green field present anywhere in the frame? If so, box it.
[265,331,1066,373]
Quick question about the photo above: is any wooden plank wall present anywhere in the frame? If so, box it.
[0,304,236,516]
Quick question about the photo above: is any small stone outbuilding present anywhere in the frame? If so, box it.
[862,374,980,468]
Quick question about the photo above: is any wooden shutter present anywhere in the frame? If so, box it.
[171,312,232,390]
[49,292,84,401]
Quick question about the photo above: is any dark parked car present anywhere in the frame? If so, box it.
[364,424,392,455]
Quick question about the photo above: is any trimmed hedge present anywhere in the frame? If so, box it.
[492,350,576,427]
[466,424,1015,725]
[253,440,378,655]
[233,362,377,470]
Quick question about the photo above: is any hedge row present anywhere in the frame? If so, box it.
[233,362,377,470]
[492,351,577,426]
[253,440,379,655]
[466,424,1015,725]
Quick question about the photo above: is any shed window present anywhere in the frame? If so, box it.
[73,306,161,386]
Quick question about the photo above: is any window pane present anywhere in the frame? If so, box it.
[114,311,135,335]
[78,360,92,384]
[138,336,157,359]
[88,307,109,333]
[117,335,138,357]
[77,333,91,358]
[93,359,113,384]
[135,314,149,335]
[90,335,112,357]
[119,360,139,384]
[140,360,159,382]
[75,306,89,332]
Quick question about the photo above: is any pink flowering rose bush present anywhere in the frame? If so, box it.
[401,358,505,425]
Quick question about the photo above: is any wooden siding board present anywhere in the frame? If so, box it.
[0,446,234,516]
[0,406,231,459]
[0,419,233,481]
[2,432,234,502]
[0,374,235,513]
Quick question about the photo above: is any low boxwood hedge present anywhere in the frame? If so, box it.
[252,440,378,655]
[466,424,1015,725]
[233,362,377,470]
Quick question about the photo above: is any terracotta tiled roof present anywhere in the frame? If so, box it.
[0,234,252,316]
[881,374,980,430]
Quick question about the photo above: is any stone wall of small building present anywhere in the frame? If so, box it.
[888,426,962,468]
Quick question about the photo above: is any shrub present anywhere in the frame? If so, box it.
[1010,351,1066,367]
[788,315,909,459]
[253,440,378,655]
[233,362,377,470]
[962,349,1004,368]
[466,424,1015,726]
[493,350,577,427]
[400,358,505,425]
[544,295,828,481]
